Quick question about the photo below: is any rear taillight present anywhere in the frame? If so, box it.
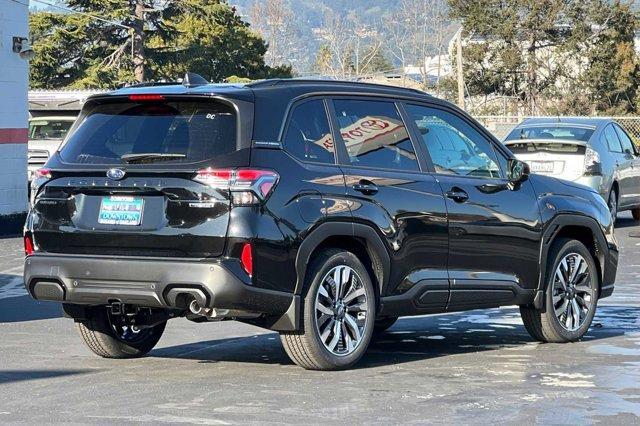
[24,235,35,256]
[194,168,279,206]
[584,146,602,176]
[128,94,165,102]
[240,243,253,277]
[34,168,52,179]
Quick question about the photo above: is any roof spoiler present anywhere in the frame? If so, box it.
[182,72,209,88]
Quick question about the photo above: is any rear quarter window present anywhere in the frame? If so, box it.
[59,100,236,165]
[282,99,335,164]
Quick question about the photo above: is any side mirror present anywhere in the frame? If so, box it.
[508,158,529,184]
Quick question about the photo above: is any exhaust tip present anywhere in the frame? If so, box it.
[189,299,202,315]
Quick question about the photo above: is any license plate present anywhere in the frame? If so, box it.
[98,196,144,226]
[529,161,555,173]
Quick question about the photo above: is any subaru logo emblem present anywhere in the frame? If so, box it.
[106,168,126,180]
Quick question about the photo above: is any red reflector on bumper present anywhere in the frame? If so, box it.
[241,243,253,277]
[24,235,34,256]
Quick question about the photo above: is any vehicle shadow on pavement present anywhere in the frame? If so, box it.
[0,273,63,323]
[615,216,639,230]
[0,369,95,385]
[0,295,63,323]
[150,305,637,368]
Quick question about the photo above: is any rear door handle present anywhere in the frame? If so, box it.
[445,188,469,203]
[353,180,378,195]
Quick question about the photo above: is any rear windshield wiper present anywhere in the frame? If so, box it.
[121,153,186,164]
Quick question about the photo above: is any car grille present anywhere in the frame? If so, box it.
[28,150,50,168]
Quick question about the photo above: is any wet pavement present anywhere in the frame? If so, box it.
[1,214,639,424]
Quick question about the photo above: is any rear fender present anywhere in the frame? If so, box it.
[270,222,391,331]
[535,214,608,309]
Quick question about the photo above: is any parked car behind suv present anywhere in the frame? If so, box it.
[24,77,618,370]
[504,117,640,223]
[27,116,75,182]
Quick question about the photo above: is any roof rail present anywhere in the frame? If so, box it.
[246,78,429,95]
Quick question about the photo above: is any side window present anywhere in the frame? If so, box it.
[614,124,635,153]
[283,99,335,164]
[405,104,502,178]
[604,125,623,153]
[331,99,420,172]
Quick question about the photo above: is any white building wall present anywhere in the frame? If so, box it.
[0,0,29,232]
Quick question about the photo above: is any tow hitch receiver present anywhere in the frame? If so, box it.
[110,301,122,315]
[109,302,140,316]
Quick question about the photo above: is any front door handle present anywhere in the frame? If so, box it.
[446,188,469,203]
[353,180,378,195]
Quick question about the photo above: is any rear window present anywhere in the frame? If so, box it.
[59,100,236,165]
[505,125,594,142]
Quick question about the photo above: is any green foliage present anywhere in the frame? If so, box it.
[313,44,333,75]
[224,75,253,83]
[29,0,291,89]
[579,1,640,115]
[363,49,394,74]
[448,0,640,115]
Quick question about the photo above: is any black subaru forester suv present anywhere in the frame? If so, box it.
[24,76,618,370]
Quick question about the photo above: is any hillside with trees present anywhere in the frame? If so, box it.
[233,0,456,75]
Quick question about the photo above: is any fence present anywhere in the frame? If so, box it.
[474,116,640,143]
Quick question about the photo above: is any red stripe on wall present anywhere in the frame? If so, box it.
[0,128,28,144]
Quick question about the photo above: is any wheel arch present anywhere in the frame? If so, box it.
[610,180,619,197]
[294,222,390,297]
[535,214,606,309]
[269,222,391,332]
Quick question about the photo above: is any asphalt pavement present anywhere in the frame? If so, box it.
[1,214,639,424]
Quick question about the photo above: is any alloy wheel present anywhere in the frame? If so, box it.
[314,265,369,356]
[551,253,595,332]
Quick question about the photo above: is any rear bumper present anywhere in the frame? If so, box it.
[23,254,293,316]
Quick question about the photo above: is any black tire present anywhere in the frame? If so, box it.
[520,238,599,343]
[608,188,618,224]
[373,317,398,334]
[76,307,166,358]
[280,248,376,370]
[632,208,640,221]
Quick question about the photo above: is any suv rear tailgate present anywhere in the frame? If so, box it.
[32,175,230,258]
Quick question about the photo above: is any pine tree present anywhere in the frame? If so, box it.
[29,0,292,89]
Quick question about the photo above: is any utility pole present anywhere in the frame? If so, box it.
[132,0,145,83]
[455,27,465,110]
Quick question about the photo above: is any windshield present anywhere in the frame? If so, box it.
[29,119,74,140]
[505,125,594,142]
[59,100,236,165]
